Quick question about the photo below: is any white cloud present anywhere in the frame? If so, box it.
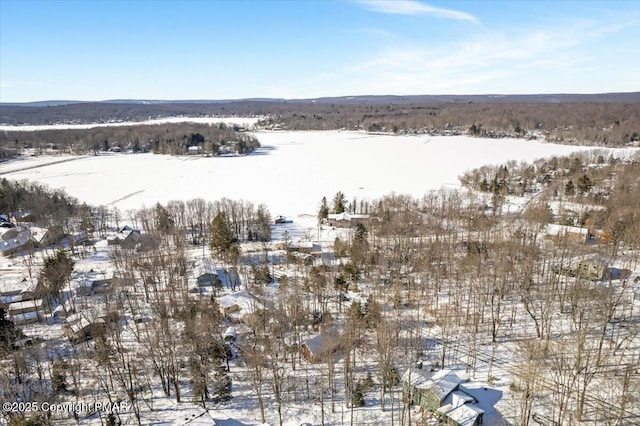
[355,0,479,24]
[276,18,638,97]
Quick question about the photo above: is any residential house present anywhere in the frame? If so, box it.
[66,316,106,343]
[195,260,222,288]
[288,241,322,256]
[29,226,63,248]
[215,291,264,323]
[106,226,141,249]
[13,211,34,223]
[290,251,315,266]
[65,232,90,247]
[8,298,44,325]
[437,400,485,426]
[76,270,114,295]
[588,228,614,244]
[300,327,339,362]
[0,275,37,304]
[545,224,589,244]
[65,307,115,343]
[0,224,31,256]
[403,368,463,411]
[403,369,484,425]
[577,259,606,281]
[325,213,370,229]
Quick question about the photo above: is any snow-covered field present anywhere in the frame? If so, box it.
[1,130,627,218]
[0,116,262,132]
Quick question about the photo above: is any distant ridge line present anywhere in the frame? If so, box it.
[2,92,640,107]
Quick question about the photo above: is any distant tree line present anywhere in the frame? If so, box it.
[0,123,260,157]
[260,102,640,146]
[2,97,639,149]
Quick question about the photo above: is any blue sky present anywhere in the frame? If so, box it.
[1,0,639,102]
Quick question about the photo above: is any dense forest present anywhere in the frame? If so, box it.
[2,94,640,150]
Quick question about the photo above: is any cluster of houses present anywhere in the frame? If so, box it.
[0,213,88,257]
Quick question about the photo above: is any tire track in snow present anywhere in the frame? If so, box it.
[108,190,145,206]
[0,156,87,176]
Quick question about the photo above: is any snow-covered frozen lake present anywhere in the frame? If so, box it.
[0,130,629,216]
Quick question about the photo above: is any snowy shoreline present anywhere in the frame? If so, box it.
[1,130,635,217]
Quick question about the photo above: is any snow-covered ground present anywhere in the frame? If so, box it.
[2,130,628,219]
[0,116,262,132]
[2,130,639,425]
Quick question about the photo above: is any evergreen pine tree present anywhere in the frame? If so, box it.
[318,196,329,223]
[565,180,575,196]
[0,307,23,351]
[213,364,232,402]
[209,213,237,258]
[332,191,346,214]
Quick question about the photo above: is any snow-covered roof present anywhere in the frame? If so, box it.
[545,224,588,237]
[194,259,217,278]
[0,275,37,298]
[8,298,44,313]
[66,306,107,326]
[0,226,31,255]
[68,316,106,336]
[302,327,339,358]
[402,368,431,389]
[438,402,484,426]
[327,213,370,221]
[29,226,50,244]
[402,368,463,402]
[10,311,41,325]
[216,291,263,315]
[451,390,475,407]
